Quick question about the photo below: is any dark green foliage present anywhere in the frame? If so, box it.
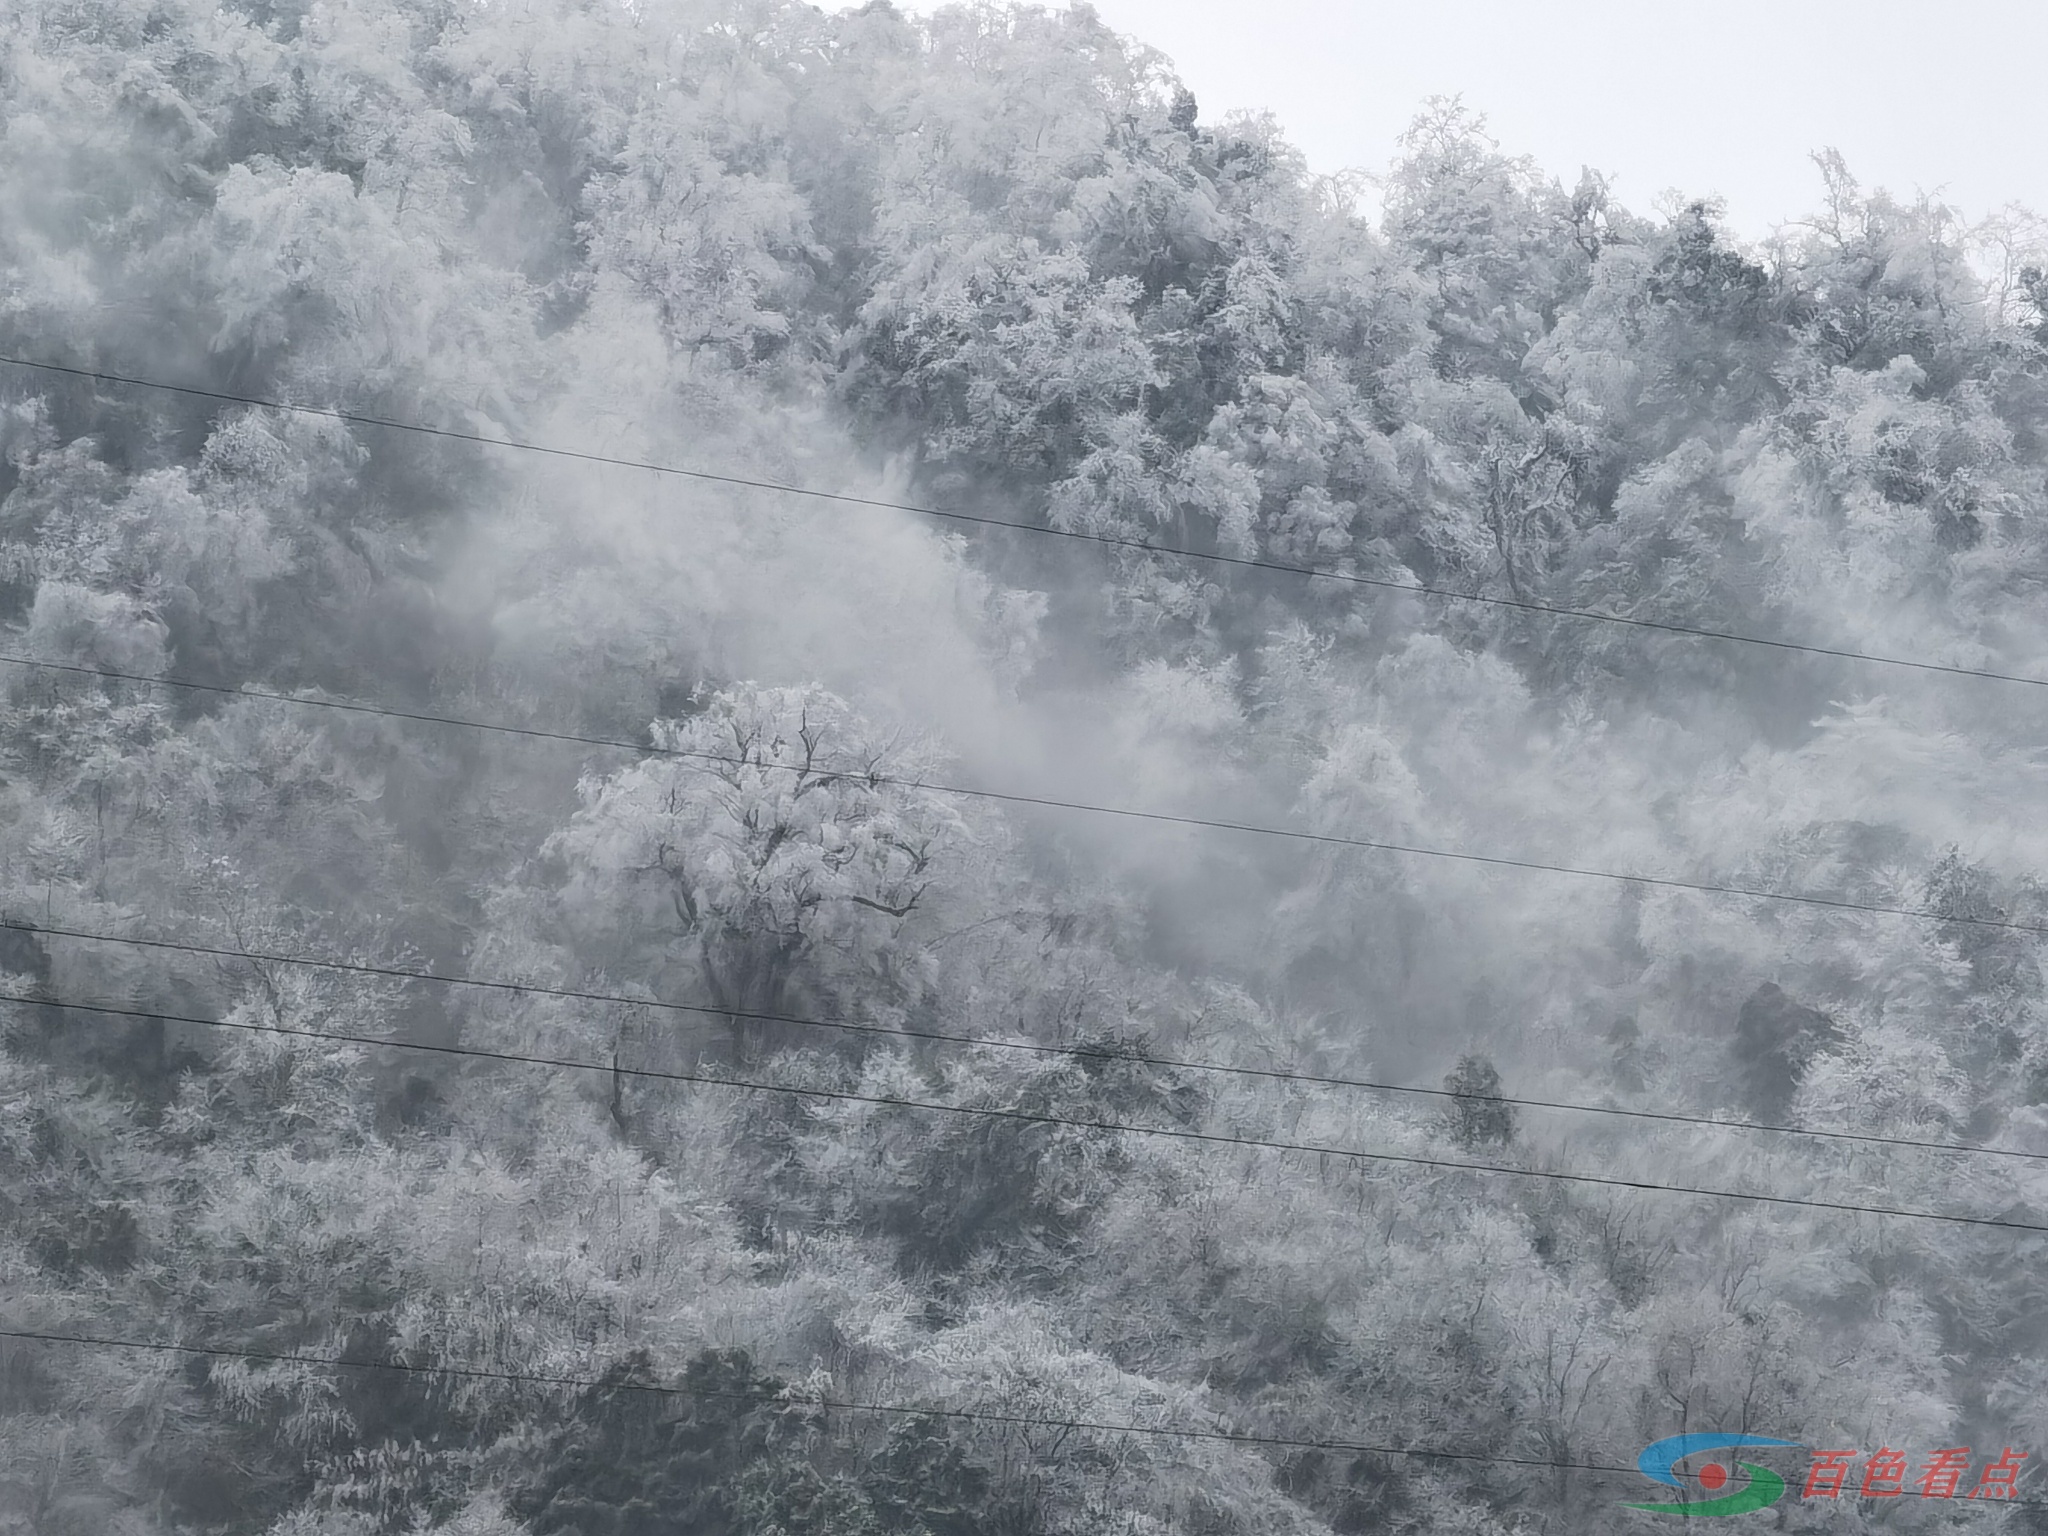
[877,1104,1090,1274]
[727,1463,885,1536]
[2021,266,2048,348]
[0,1072,149,1282]
[871,1043,1197,1275]
[27,1197,139,1278]
[1731,983,1840,1123]
[1278,1448,1414,1535]
[328,1319,467,1459]
[1643,204,1785,422]
[1606,1016,1644,1093]
[1068,1031,1207,1129]
[1647,206,1774,332]
[5,1001,207,1114]
[516,1349,791,1536]
[515,1355,1025,1536]
[866,1416,1032,1536]
[1925,849,2041,997]
[375,1072,449,1136]
[1443,1053,1516,1149]
[0,918,51,988]
[1212,1287,1340,1388]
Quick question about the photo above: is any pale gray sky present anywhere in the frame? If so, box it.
[838,0,2048,240]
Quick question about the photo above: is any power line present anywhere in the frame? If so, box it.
[12,982,2046,1236]
[7,906,2042,1167]
[3,353,2044,692]
[3,357,2039,1514]
[2,1326,2037,1511]
[5,652,2045,939]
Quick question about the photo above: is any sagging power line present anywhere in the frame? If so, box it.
[3,652,2043,939]
[6,909,2042,1165]
[10,979,2046,1235]
[3,1326,2038,1511]
[3,352,2044,691]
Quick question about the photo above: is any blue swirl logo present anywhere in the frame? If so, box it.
[1625,1434,1802,1517]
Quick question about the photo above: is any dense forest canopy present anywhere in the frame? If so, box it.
[4,0,2048,1531]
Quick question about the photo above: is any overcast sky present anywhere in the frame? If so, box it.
[836,0,2048,242]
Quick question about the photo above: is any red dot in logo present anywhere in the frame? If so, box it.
[1698,1464,1729,1492]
